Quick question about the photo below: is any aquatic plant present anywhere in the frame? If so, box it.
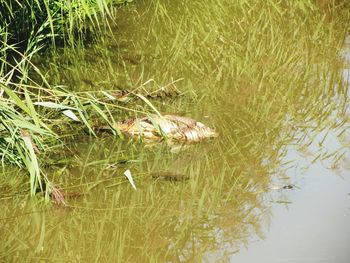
[0,0,131,50]
[0,0,134,198]
[0,59,168,199]
[0,0,350,261]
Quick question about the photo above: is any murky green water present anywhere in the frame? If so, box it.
[1,1,350,262]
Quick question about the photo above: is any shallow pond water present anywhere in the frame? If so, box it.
[1,1,350,262]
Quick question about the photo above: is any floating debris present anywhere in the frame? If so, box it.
[282,184,294,190]
[124,169,137,190]
[48,184,67,206]
[112,114,218,142]
[270,184,295,190]
[151,171,189,182]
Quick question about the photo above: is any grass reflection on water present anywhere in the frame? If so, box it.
[1,0,350,261]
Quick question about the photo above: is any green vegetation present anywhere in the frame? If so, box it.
[1,0,350,261]
[1,0,349,200]
[0,0,135,197]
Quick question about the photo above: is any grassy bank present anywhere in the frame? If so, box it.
[0,0,134,199]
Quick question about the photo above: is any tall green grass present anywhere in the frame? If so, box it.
[0,0,133,198]
[0,0,130,49]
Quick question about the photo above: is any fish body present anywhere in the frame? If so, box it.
[115,114,218,142]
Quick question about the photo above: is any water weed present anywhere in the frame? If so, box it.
[1,0,350,261]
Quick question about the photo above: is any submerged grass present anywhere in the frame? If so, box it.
[0,0,138,197]
[0,54,167,198]
[1,0,350,261]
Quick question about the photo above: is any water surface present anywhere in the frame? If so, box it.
[1,1,350,262]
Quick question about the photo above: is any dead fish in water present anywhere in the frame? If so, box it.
[270,184,295,190]
[151,171,189,182]
[113,114,218,142]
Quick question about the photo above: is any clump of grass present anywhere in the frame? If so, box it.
[0,54,167,199]
[0,0,131,51]
[0,0,136,199]
[1,41,176,200]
